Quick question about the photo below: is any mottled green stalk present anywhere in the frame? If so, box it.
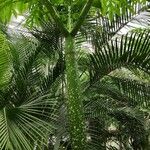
[65,35,86,149]
[43,0,94,149]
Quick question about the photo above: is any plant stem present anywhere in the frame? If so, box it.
[65,35,86,150]
[43,0,94,149]
[71,0,94,36]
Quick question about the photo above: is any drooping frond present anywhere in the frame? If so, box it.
[84,80,149,150]
[90,30,150,83]
[0,32,10,88]
[0,33,61,149]
[31,21,62,56]
[109,76,150,108]
[31,21,65,94]
[83,2,150,46]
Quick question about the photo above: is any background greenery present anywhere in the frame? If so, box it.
[0,0,149,149]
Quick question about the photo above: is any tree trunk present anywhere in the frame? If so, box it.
[65,35,86,150]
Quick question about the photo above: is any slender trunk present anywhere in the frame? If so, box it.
[65,35,86,150]
[44,1,94,149]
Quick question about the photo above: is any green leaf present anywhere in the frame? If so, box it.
[0,33,10,88]
[92,0,102,8]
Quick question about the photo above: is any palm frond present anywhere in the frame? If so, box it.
[109,76,150,108]
[0,94,58,150]
[84,90,149,150]
[109,108,149,149]
[0,24,65,150]
[31,21,63,57]
[40,57,65,94]
[82,2,150,45]
[0,32,10,88]
[90,30,150,83]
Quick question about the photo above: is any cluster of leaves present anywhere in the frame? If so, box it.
[0,0,148,26]
[0,24,64,149]
[0,0,149,150]
[1,24,149,150]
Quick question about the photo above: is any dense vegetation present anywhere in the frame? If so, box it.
[0,0,150,150]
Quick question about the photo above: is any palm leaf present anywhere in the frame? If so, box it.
[0,32,61,149]
[0,32,10,88]
[82,2,150,46]
[109,76,150,108]
[90,30,150,83]
[0,94,58,150]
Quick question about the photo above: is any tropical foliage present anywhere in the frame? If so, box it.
[0,0,150,150]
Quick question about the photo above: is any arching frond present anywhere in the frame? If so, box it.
[90,30,150,83]
[0,33,10,88]
[82,2,150,46]
[109,76,150,108]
